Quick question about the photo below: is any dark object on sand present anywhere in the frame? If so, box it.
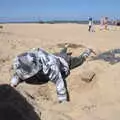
[0,84,41,120]
[81,70,96,82]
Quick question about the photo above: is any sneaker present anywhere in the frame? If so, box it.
[82,48,92,58]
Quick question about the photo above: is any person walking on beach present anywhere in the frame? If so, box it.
[88,17,94,32]
[10,45,96,103]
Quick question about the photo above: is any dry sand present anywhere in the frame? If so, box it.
[0,23,120,120]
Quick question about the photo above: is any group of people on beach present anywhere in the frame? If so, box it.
[88,16,109,32]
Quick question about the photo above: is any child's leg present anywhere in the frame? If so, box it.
[88,26,91,31]
[60,47,67,53]
[54,47,67,57]
[70,49,92,69]
[70,56,85,69]
[54,47,71,66]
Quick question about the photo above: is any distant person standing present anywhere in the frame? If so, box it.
[100,17,104,30]
[100,17,109,30]
[104,17,109,30]
[88,17,94,32]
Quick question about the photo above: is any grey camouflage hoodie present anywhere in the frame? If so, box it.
[11,48,70,102]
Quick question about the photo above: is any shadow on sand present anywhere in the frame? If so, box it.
[0,84,41,120]
[92,48,120,65]
[24,71,49,85]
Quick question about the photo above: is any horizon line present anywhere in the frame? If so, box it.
[0,20,101,24]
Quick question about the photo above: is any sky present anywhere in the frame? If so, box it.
[0,0,120,22]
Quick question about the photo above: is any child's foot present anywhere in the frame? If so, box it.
[82,48,96,58]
